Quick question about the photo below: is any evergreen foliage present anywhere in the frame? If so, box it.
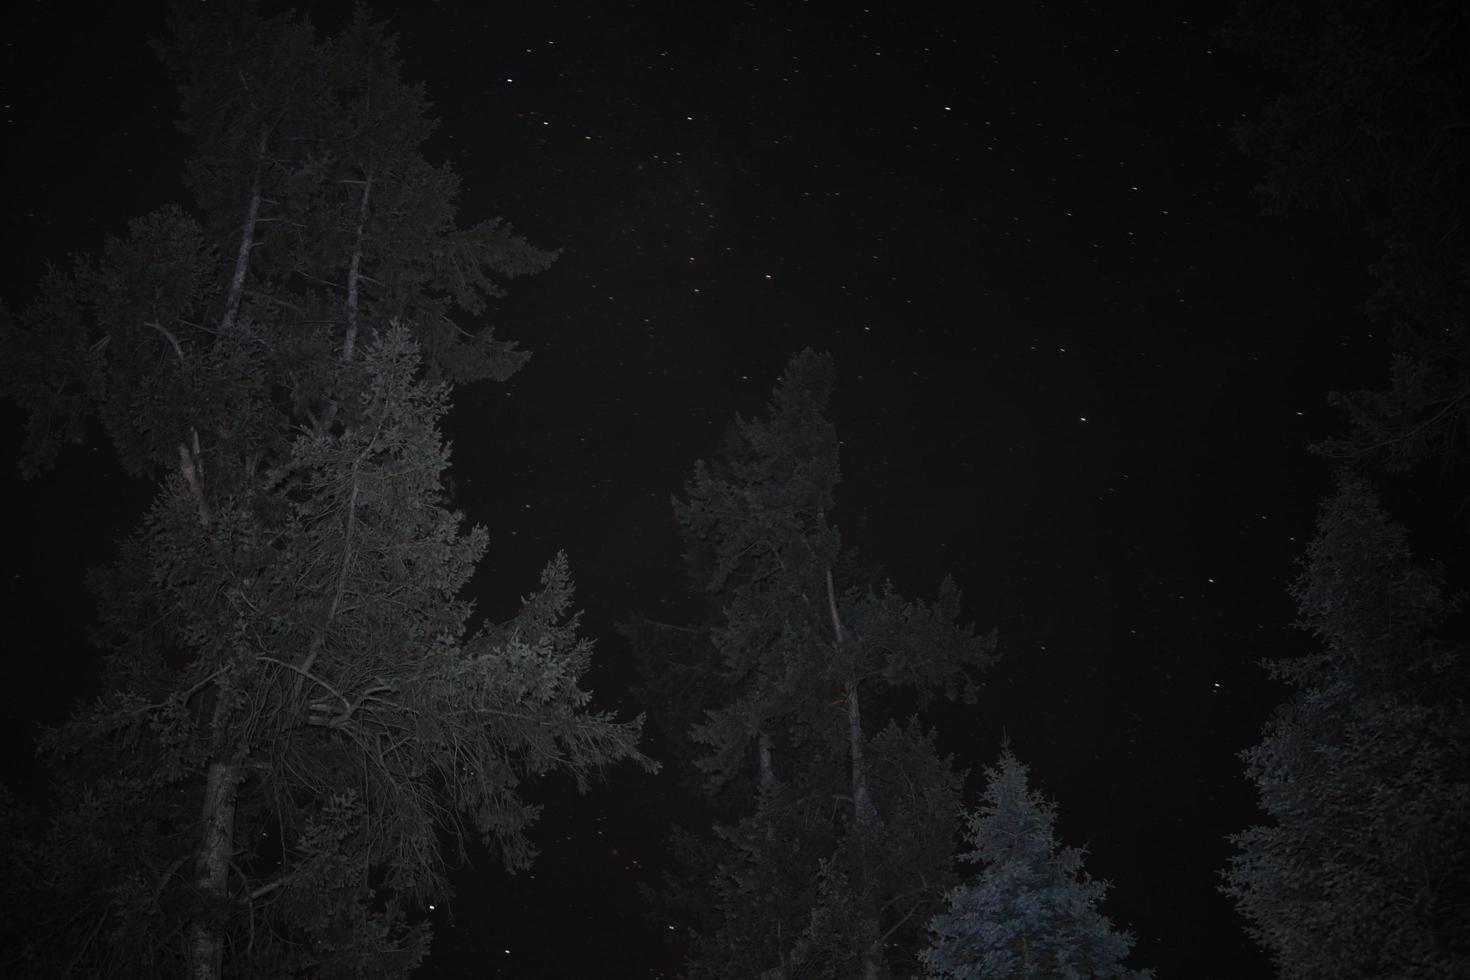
[1,0,552,482]
[1222,476,1470,978]
[922,745,1152,980]
[0,3,648,976]
[1227,3,1470,973]
[1225,0,1470,476]
[634,350,998,978]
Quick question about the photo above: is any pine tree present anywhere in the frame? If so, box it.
[1226,0,1470,478]
[922,745,1152,980]
[1222,476,1470,978]
[638,350,998,978]
[0,4,649,977]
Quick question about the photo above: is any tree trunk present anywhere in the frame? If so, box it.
[342,173,373,362]
[847,678,882,980]
[758,731,776,792]
[846,679,876,823]
[189,757,243,980]
[218,126,270,341]
[827,566,881,980]
[826,568,874,826]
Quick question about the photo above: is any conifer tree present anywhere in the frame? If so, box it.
[0,3,648,977]
[639,350,998,978]
[922,745,1152,980]
[1226,0,1470,478]
[1222,476,1470,978]
[1225,4,1470,971]
[3,0,552,482]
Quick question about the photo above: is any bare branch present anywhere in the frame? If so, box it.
[146,320,186,365]
[257,655,349,711]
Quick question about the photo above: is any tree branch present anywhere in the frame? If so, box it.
[146,320,186,365]
[258,655,349,712]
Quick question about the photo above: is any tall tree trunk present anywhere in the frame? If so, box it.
[847,677,881,980]
[218,126,270,341]
[342,173,373,362]
[826,568,874,824]
[827,567,881,980]
[189,757,243,980]
[859,935,882,980]
[294,458,360,707]
[845,679,875,825]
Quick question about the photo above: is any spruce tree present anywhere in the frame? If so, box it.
[922,746,1152,980]
[0,4,648,977]
[1222,476,1470,978]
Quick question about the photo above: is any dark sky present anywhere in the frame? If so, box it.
[2,1,1394,976]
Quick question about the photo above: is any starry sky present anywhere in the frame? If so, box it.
[1,1,1394,976]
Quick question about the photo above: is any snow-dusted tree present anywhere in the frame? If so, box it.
[923,745,1152,980]
[1222,476,1470,978]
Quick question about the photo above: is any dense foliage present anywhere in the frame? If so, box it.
[1224,2,1470,974]
[923,745,1151,980]
[0,3,649,977]
[1227,0,1470,474]
[633,350,998,978]
[1222,478,1470,978]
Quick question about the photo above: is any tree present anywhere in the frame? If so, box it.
[922,745,1152,980]
[1225,6,1470,969]
[636,350,998,978]
[1221,476,1470,978]
[701,718,969,980]
[19,328,651,978]
[2,0,553,482]
[1225,0,1470,476]
[0,4,649,977]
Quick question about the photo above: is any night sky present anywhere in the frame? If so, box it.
[1,1,1395,976]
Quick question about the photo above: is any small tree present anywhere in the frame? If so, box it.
[923,745,1152,980]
